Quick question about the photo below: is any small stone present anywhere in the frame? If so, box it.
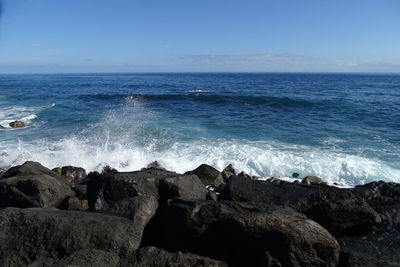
[301,176,328,186]
[292,172,300,178]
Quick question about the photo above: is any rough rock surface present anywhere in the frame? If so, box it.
[0,174,74,208]
[9,120,25,128]
[185,164,224,186]
[221,164,235,182]
[0,208,141,266]
[148,199,340,267]
[61,165,87,185]
[220,175,382,236]
[338,228,400,267]
[127,247,228,267]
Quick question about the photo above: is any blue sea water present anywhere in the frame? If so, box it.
[0,73,399,186]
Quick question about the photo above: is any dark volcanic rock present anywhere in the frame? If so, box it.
[144,161,165,170]
[0,174,74,208]
[354,181,400,228]
[338,228,400,267]
[185,164,224,186]
[61,165,87,185]
[9,120,25,128]
[220,175,382,236]
[128,247,227,267]
[221,164,235,182]
[2,161,60,179]
[151,199,340,267]
[0,208,141,266]
[50,249,120,267]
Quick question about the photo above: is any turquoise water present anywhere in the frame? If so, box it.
[0,73,399,185]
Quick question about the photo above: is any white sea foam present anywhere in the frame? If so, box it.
[0,135,399,187]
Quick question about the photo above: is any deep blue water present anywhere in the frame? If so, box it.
[0,73,399,185]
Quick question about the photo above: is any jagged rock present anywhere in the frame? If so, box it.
[185,164,224,186]
[206,191,218,201]
[127,247,228,267]
[0,174,74,208]
[221,164,235,182]
[150,199,340,267]
[2,161,60,179]
[61,165,87,185]
[9,120,25,128]
[220,175,382,236]
[144,161,165,170]
[0,125,4,129]
[0,208,141,266]
[354,181,400,227]
[302,176,328,185]
[338,228,400,267]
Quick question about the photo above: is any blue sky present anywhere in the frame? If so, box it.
[0,0,399,73]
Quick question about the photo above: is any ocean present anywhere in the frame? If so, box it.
[0,73,399,186]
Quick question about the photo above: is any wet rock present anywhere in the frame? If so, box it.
[0,174,74,208]
[2,161,61,179]
[220,175,382,236]
[185,164,224,186]
[101,165,118,174]
[151,199,340,267]
[61,165,87,185]
[128,247,227,267]
[144,161,165,170]
[221,164,235,182]
[0,208,140,266]
[338,228,400,267]
[0,125,4,129]
[302,176,328,185]
[9,120,25,128]
[206,191,218,201]
[292,172,300,178]
[266,177,288,184]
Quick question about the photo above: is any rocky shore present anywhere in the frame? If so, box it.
[0,161,399,266]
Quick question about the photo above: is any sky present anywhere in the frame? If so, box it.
[0,0,399,73]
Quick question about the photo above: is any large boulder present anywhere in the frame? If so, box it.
[302,176,327,185]
[148,199,340,267]
[1,161,60,179]
[185,164,224,186]
[0,174,74,208]
[220,175,382,236]
[0,208,141,266]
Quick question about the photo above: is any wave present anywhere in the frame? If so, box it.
[0,136,399,187]
[0,104,55,128]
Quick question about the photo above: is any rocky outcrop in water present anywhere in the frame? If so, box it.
[0,161,399,266]
[9,120,25,128]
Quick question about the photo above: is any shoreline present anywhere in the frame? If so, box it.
[0,160,399,266]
